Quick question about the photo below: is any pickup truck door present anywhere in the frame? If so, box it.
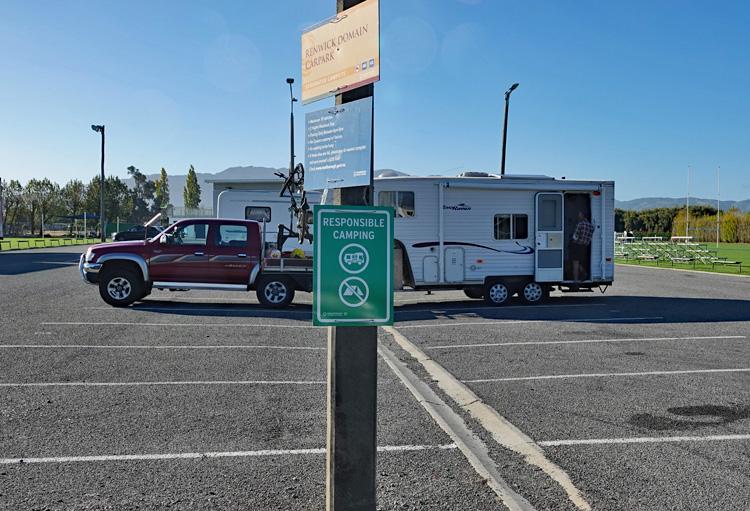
[149,221,213,283]
[208,222,256,285]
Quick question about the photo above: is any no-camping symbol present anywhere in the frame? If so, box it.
[338,277,369,307]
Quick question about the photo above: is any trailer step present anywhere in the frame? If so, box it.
[559,287,594,293]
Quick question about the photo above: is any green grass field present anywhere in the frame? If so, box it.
[617,242,750,276]
[0,237,99,251]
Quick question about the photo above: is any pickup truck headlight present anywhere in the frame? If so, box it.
[85,249,96,262]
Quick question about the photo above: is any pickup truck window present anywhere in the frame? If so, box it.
[172,222,209,246]
[217,224,248,247]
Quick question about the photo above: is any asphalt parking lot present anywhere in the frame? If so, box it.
[1,247,749,510]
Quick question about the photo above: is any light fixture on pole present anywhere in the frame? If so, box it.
[91,124,105,242]
[500,83,519,176]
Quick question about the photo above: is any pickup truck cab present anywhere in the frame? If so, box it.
[79,218,311,308]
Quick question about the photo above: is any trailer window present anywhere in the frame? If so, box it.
[494,214,528,240]
[513,215,528,239]
[379,191,415,218]
[245,206,271,222]
[493,215,511,239]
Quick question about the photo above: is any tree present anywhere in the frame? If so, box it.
[25,178,61,236]
[154,168,170,210]
[183,165,201,209]
[127,165,157,223]
[61,180,86,218]
[85,175,133,228]
[1,180,25,235]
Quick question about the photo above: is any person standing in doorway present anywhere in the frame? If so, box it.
[571,211,594,284]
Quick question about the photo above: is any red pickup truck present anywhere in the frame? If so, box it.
[79,218,312,308]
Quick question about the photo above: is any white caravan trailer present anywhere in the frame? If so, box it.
[216,189,322,254]
[374,173,615,304]
[215,172,614,306]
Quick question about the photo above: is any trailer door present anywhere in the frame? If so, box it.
[535,193,564,282]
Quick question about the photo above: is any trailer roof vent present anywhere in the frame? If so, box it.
[458,171,493,178]
[375,169,410,178]
[500,174,555,180]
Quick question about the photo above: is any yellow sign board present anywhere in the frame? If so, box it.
[301,0,380,104]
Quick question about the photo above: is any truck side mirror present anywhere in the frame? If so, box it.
[160,234,170,245]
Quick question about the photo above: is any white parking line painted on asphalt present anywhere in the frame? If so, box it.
[43,321,313,328]
[426,335,746,350]
[398,317,664,329]
[395,303,608,315]
[86,302,605,315]
[464,367,750,383]
[86,306,311,315]
[0,444,458,465]
[0,380,326,388]
[538,434,750,447]
[0,344,324,350]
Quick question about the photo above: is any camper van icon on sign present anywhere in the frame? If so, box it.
[340,243,369,274]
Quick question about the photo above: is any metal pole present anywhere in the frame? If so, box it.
[500,83,518,176]
[100,126,106,242]
[0,178,5,240]
[327,2,377,510]
[288,78,296,175]
[686,165,691,238]
[501,94,510,175]
[716,166,720,248]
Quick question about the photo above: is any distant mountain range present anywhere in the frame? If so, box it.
[615,197,750,212]
[127,167,750,213]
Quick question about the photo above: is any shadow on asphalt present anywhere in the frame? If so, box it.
[0,251,81,276]
[125,295,750,325]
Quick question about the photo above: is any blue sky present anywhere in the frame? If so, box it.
[1,0,748,200]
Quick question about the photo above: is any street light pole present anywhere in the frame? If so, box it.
[716,166,721,248]
[91,124,105,242]
[500,83,519,176]
[286,78,297,175]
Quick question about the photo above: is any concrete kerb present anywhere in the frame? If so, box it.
[616,262,750,279]
[383,326,592,511]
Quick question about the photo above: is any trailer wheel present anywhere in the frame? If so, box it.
[521,281,547,305]
[484,281,510,306]
[256,276,295,308]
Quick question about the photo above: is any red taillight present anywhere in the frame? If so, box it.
[593,191,601,196]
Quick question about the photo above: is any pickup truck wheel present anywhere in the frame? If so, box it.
[99,267,144,307]
[256,276,295,308]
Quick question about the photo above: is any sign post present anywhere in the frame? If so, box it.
[302,0,381,509]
